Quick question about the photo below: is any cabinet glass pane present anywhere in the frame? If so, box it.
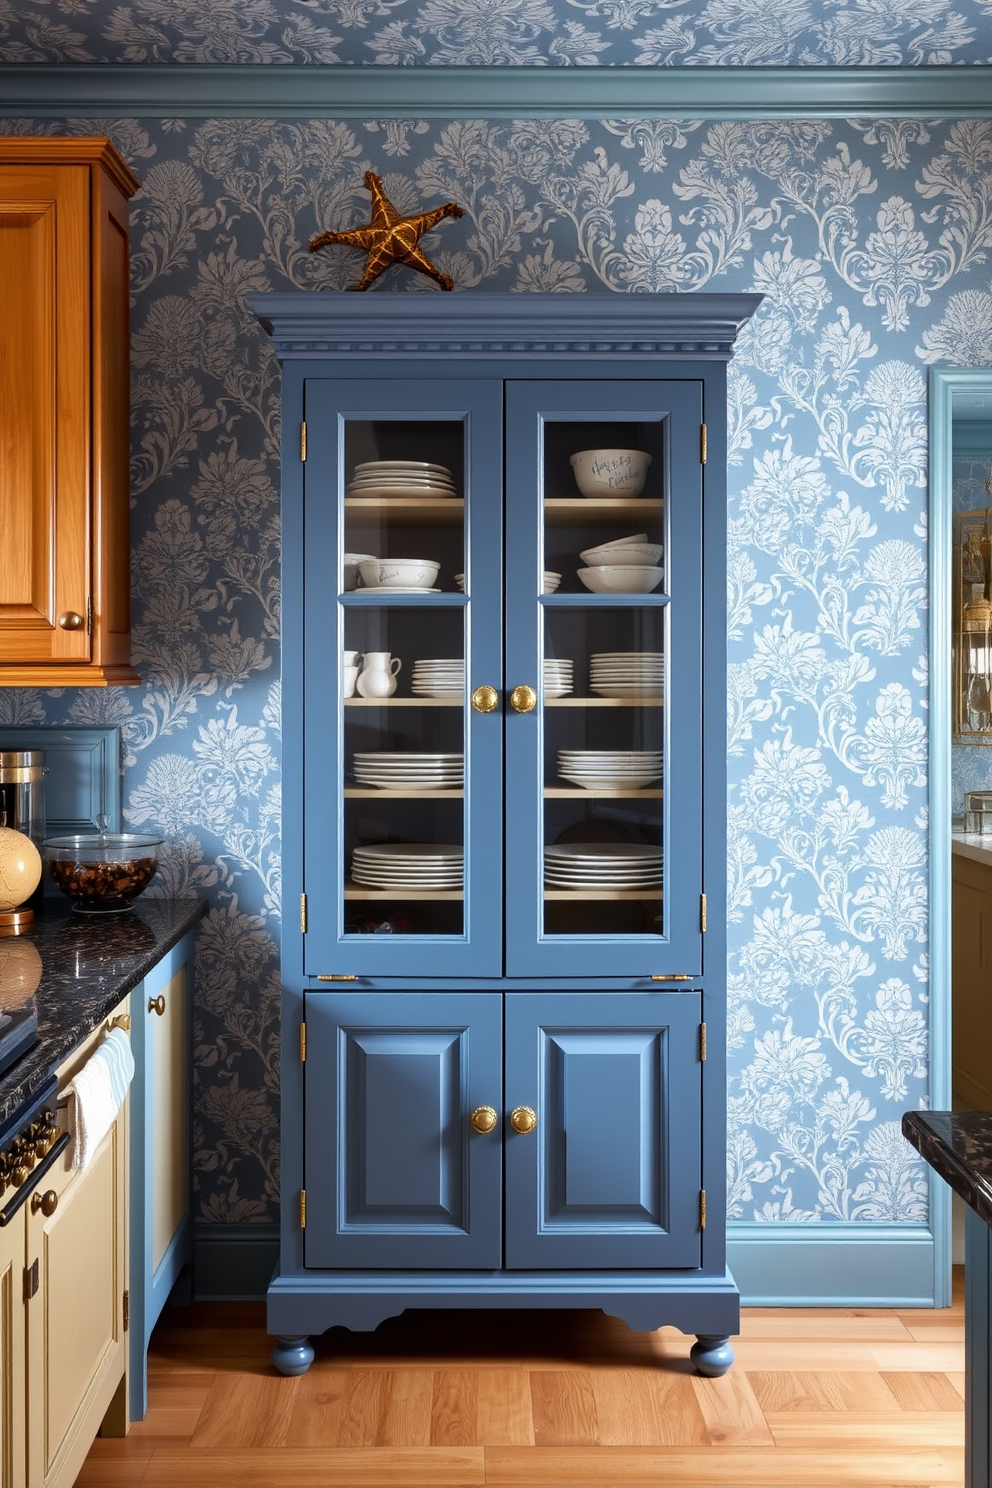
[541,417,667,940]
[340,419,466,937]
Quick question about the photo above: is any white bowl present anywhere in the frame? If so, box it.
[543,571,561,593]
[580,542,662,566]
[570,448,652,499]
[344,552,376,589]
[359,558,440,590]
[577,565,664,595]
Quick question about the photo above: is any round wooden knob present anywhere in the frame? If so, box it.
[471,685,498,713]
[510,1106,537,1134]
[57,611,85,631]
[509,686,537,714]
[148,994,166,1016]
[470,1106,497,1134]
[30,1189,58,1218]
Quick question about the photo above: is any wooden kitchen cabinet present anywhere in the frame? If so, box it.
[953,850,992,1109]
[0,138,139,686]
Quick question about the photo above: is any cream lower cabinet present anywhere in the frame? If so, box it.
[0,1006,128,1488]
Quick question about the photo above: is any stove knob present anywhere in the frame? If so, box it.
[11,1163,30,1188]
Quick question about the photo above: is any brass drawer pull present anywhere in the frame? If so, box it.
[470,1106,498,1134]
[30,1189,58,1218]
[57,611,85,631]
[510,1106,537,1134]
[148,995,166,1016]
[509,685,537,714]
[471,685,498,713]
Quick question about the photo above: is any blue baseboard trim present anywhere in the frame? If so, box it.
[728,1222,939,1307]
[2,63,992,120]
[192,1223,279,1302]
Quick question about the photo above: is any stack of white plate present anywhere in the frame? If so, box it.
[412,659,464,697]
[346,461,458,500]
[544,842,662,889]
[589,652,665,699]
[351,842,463,888]
[353,752,463,790]
[544,658,573,698]
[557,750,662,790]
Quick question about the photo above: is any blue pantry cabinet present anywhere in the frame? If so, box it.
[252,292,760,1378]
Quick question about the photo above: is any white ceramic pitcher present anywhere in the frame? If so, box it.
[356,652,402,699]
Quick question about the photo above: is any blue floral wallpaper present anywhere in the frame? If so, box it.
[1,0,991,65]
[3,111,991,1228]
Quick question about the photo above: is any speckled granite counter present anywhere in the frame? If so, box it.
[903,1109,992,1487]
[0,898,206,1133]
[902,1110,992,1226]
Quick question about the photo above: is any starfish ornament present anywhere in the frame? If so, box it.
[309,170,464,291]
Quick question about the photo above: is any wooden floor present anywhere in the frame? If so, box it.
[80,1273,966,1488]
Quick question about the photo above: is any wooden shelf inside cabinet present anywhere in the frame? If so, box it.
[345,788,464,798]
[344,884,464,900]
[545,697,662,707]
[345,496,464,526]
[545,787,663,799]
[544,498,664,527]
[544,888,662,900]
[344,698,462,707]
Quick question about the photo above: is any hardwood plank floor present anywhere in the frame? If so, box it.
[79,1273,966,1487]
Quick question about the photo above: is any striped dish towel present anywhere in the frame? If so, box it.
[65,1026,135,1171]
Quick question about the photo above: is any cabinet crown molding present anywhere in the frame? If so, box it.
[250,291,764,362]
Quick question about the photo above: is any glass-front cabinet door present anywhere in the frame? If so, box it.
[302,379,504,977]
[504,381,703,979]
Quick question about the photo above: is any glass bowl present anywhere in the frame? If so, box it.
[43,833,163,914]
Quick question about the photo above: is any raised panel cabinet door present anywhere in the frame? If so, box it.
[504,992,702,1270]
[0,1211,25,1488]
[304,991,502,1269]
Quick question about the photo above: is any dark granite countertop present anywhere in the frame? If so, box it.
[902,1110,992,1227]
[0,898,206,1134]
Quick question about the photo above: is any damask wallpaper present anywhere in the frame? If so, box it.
[1,0,990,65]
[2,111,989,1229]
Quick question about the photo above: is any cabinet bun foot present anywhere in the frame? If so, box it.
[690,1334,734,1376]
[272,1335,315,1375]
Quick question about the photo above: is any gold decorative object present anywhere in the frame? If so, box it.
[309,171,464,292]
[509,1106,537,1135]
[470,1106,498,1134]
[509,685,537,714]
[471,685,498,713]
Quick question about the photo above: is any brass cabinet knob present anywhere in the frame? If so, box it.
[471,685,498,713]
[509,685,537,714]
[148,994,166,1016]
[470,1106,498,1134]
[30,1189,58,1218]
[57,611,85,631]
[509,1106,537,1134]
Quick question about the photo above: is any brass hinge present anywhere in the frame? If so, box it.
[700,893,707,933]
[123,1288,129,1332]
[700,1023,707,1062]
[300,1021,306,1062]
[315,974,359,981]
[23,1259,38,1302]
[700,423,708,465]
[651,974,694,982]
[86,597,93,636]
[300,1190,306,1229]
[700,1190,707,1230]
[300,422,307,462]
[300,892,307,934]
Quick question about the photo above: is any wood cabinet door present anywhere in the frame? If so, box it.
[0,163,92,666]
[304,991,502,1269]
[952,854,992,1108]
[504,992,702,1269]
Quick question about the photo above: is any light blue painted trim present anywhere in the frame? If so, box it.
[728,1223,939,1307]
[929,368,992,1308]
[3,63,992,120]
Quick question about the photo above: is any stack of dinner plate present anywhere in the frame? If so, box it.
[412,658,464,697]
[544,842,662,889]
[544,658,573,698]
[351,843,463,888]
[352,752,463,789]
[557,749,662,790]
[346,461,458,499]
[589,652,665,699]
